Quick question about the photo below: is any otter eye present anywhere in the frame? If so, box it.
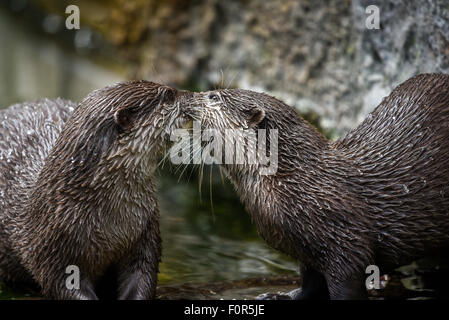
[208,93,220,101]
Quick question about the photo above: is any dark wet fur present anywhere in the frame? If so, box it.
[184,73,449,299]
[0,81,186,299]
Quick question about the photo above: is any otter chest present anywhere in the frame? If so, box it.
[85,194,158,268]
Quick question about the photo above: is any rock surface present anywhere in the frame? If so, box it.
[32,0,449,136]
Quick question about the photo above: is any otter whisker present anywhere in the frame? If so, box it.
[218,165,225,186]
[225,70,240,89]
[176,144,203,181]
[198,159,205,203]
[209,163,215,220]
[156,147,174,170]
[172,141,202,174]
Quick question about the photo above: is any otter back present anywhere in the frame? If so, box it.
[0,98,74,282]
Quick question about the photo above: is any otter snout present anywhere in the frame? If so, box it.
[176,91,203,118]
[175,89,194,103]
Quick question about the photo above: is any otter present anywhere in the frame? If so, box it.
[181,73,449,299]
[0,81,190,299]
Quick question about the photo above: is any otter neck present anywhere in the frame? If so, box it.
[222,117,342,257]
[224,116,330,207]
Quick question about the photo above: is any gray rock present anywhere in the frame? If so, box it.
[133,0,449,136]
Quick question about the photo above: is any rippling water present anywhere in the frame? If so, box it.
[156,166,298,287]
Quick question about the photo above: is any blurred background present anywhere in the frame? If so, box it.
[1,0,449,299]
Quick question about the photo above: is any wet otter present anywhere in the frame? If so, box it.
[182,73,449,299]
[0,81,190,299]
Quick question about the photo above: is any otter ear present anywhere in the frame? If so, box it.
[247,108,266,128]
[114,107,134,131]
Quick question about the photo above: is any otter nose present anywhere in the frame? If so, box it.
[176,90,199,107]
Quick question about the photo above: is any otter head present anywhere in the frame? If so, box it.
[186,89,268,130]
[40,80,193,193]
[180,88,327,178]
[180,89,303,177]
[98,81,193,164]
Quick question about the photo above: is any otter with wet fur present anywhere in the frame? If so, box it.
[0,81,190,299]
[182,73,449,299]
